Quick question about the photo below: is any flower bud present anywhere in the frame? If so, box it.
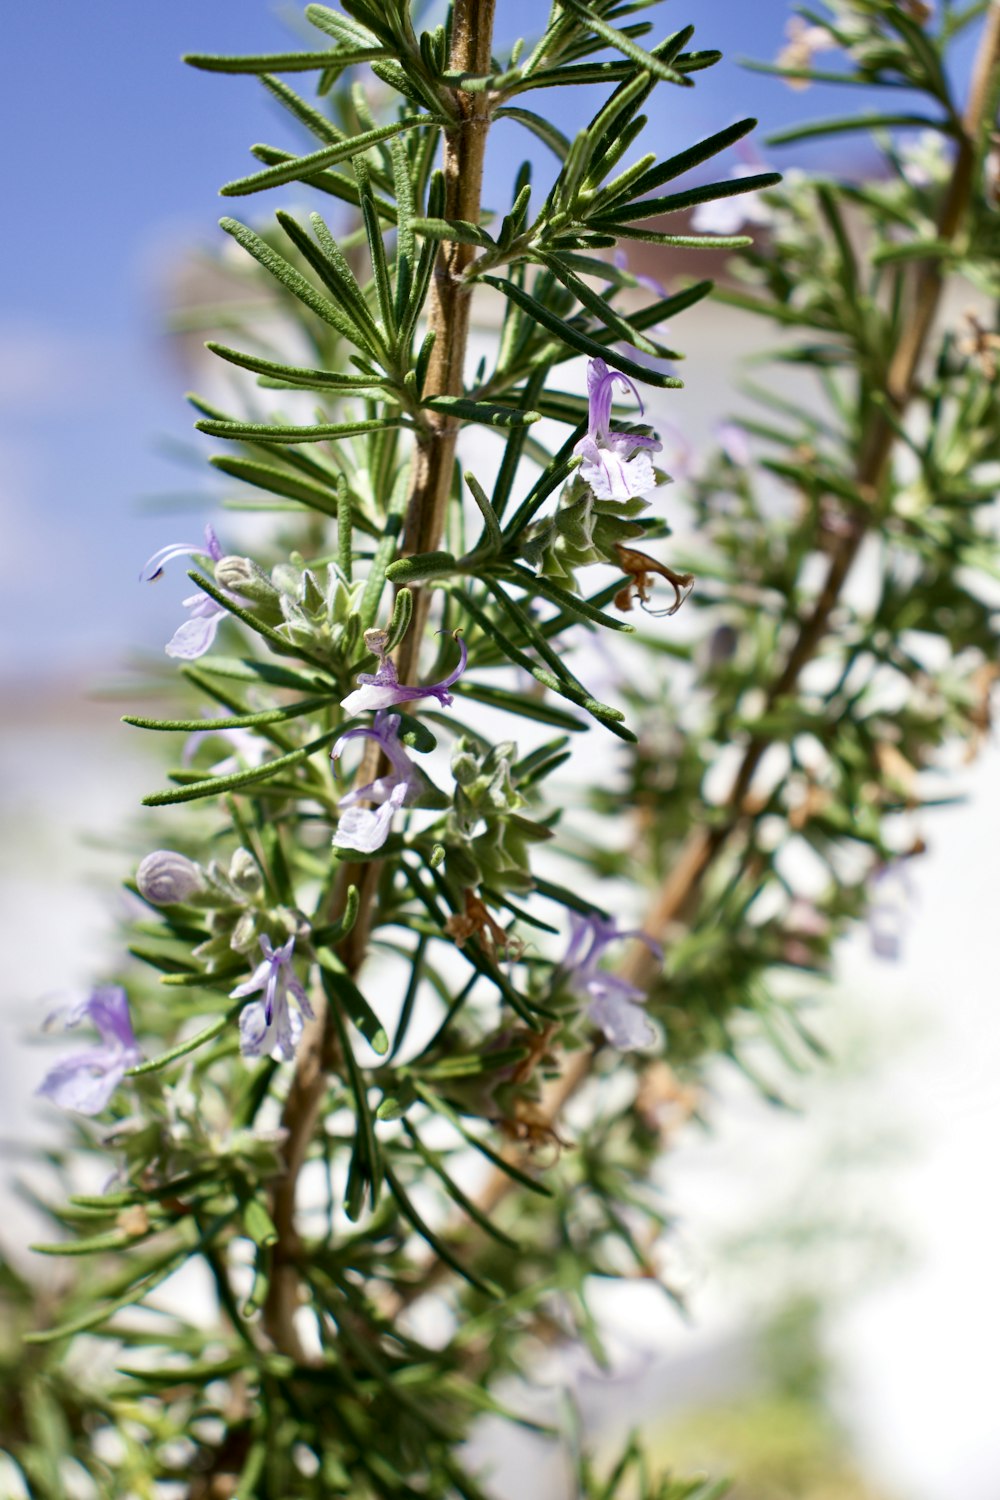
[215,555,278,603]
[137,850,205,906]
[229,848,263,897]
[230,909,259,954]
[451,750,479,787]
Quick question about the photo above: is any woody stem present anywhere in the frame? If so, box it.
[261,0,499,1360]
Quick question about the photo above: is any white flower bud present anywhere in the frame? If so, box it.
[229,848,263,896]
[214,555,278,602]
[137,851,205,906]
[230,910,259,953]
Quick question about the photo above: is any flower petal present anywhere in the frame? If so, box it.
[230,959,271,1000]
[587,989,656,1051]
[37,1053,128,1115]
[165,609,224,660]
[333,780,408,854]
[238,999,274,1059]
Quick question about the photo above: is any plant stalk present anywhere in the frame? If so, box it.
[262,0,498,1360]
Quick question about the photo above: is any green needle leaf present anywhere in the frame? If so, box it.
[765,112,947,147]
[316,952,389,1055]
[557,0,688,85]
[123,696,333,733]
[127,1011,241,1076]
[206,340,388,392]
[482,276,683,388]
[142,728,339,806]
[184,48,385,75]
[423,396,541,427]
[196,416,401,445]
[220,117,445,196]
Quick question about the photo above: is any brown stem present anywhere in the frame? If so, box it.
[399,0,498,662]
[394,5,1000,1304]
[261,0,498,1360]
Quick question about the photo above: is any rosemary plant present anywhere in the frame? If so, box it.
[7,1,1000,1496]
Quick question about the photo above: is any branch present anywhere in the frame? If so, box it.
[262,0,499,1361]
[394,2,1000,1309]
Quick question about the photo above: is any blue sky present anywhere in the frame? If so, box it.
[0,1,948,678]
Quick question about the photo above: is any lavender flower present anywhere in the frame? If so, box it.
[332,711,425,855]
[140,523,228,660]
[612,248,668,300]
[868,861,914,962]
[36,988,142,1115]
[232,935,314,1062]
[340,630,468,717]
[690,165,776,236]
[573,357,661,502]
[715,421,752,467]
[558,912,663,1051]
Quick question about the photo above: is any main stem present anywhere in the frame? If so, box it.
[262,0,498,1360]
[395,3,1000,1304]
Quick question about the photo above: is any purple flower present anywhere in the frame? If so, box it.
[868,861,914,962]
[36,988,142,1116]
[332,711,425,855]
[612,248,669,300]
[715,421,752,467]
[140,524,228,660]
[573,358,662,502]
[136,850,205,906]
[340,632,468,717]
[558,912,663,1051]
[231,935,314,1062]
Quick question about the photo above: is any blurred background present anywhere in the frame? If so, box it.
[1,3,998,1496]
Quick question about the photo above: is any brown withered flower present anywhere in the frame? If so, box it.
[613,542,695,618]
[444,888,525,963]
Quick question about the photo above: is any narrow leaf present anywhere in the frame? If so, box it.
[220,118,443,197]
[424,396,540,427]
[197,415,399,445]
[142,728,339,807]
[482,275,683,388]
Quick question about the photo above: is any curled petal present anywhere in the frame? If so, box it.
[341,636,467,715]
[51,986,139,1053]
[586,357,643,442]
[140,525,222,583]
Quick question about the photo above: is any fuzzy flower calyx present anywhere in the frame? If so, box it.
[36,988,142,1115]
[573,358,661,502]
[231,935,314,1062]
[340,629,468,717]
[558,912,663,1051]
